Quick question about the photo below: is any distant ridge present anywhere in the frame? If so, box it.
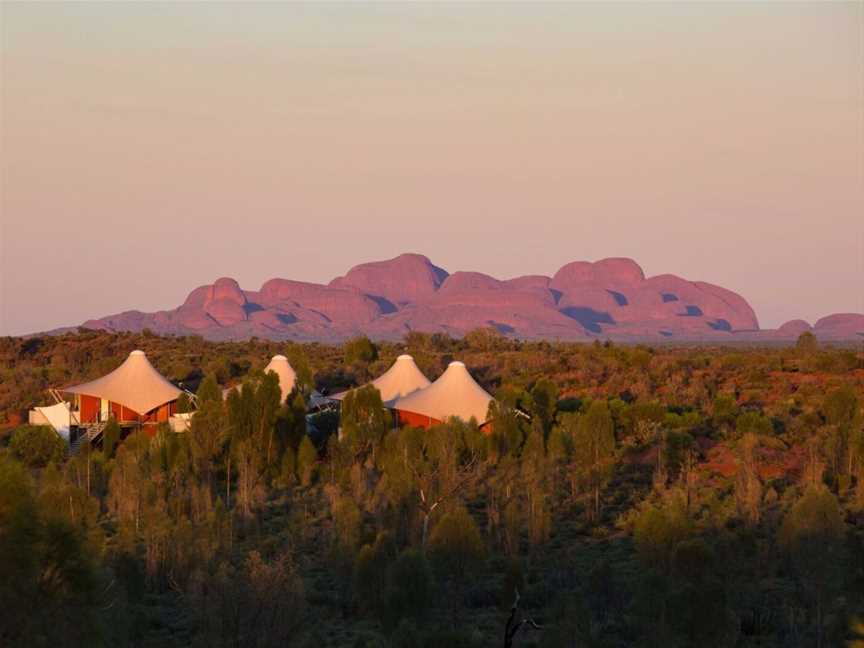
[75,254,863,343]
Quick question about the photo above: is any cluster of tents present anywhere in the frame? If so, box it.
[29,349,496,447]
[334,354,494,431]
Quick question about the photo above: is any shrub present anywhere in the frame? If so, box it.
[296,436,318,486]
[102,419,121,458]
[429,505,485,578]
[345,336,378,367]
[10,425,65,468]
[796,331,818,353]
[382,549,433,631]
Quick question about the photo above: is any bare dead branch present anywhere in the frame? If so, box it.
[504,587,543,647]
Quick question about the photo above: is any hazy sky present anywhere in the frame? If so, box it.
[2,2,862,335]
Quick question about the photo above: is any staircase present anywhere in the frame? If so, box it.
[70,420,108,454]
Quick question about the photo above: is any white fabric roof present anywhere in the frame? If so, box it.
[333,354,431,406]
[64,350,182,414]
[223,355,297,403]
[264,355,297,403]
[34,402,72,441]
[392,360,494,425]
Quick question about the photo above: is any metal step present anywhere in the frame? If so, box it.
[69,420,108,455]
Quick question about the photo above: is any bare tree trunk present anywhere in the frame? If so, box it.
[503,589,541,647]
[593,438,601,521]
[266,429,273,470]
[226,457,231,507]
[684,451,695,515]
[594,484,600,522]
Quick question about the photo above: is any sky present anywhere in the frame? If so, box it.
[1,2,862,335]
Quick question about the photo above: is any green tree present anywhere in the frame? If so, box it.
[666,539,732,646]
[331,493,363,557]
[824,385,859,428]
[102,418,121,458]
[381,549,433,631]
[107,430,151,538]
[735,411,772,438]
[189,390,228,497]
[529,377,559,437]
[277,392,308,458]
[188,550,305,648]
[0,455,101,645]
[735,433,763,525]
[712,394,738,430]
[823,385,862,479]
[486,399,528,462]
[340,384,390,460]
[521,422,551,546]
[285,343,314,393]
[662,430,697,511]
[624,400,666,446]
[389,422,484,548]
[10,425,65,468]
[428,505,485,578]
[796,330,818,353]
[572,401,616,522]
[633,491,691,574]
[196,373,222,404]
[354,531,397,617]
[175,391,192,414]
[464,326,506,351]
[296,436,318,486]
[635,517,730,648]
[550,413,583,504]
[224,372,282,516]
[779,485,845,648]
[256,370,283,468]
[345,336,378,380]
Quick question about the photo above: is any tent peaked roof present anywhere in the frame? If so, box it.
[264,355,297,403]
[224,355,298,403]
[392,360,494,425]
[370,354,431,406]
[334,354,431,406]
[64,350,182,414]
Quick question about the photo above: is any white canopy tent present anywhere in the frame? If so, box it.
[64,350,182,414]
[30,402,73,441]
[223,355,297,404]
[264,355,297,403]
[392,360,494,425]
[333,354,431,406]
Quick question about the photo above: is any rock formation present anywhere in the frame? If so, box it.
[79,254,862,343]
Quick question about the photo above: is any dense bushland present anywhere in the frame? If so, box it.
[1,328,863,646]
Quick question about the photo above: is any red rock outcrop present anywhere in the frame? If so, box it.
[552,257,645,289]
[776,319,812,336]
[77,255,861,343]
[254,279,382,323]
[329,253,448,306]
[813,313,864,340]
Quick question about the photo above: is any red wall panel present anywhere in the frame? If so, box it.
[395,409,440,429]
[79,395,100,423]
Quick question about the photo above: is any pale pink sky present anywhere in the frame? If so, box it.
[1,3,862,335]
